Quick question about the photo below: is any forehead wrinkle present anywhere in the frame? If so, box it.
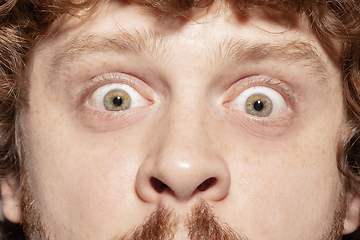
[46,27,330,88]
[215,38,329,84]
[48,29,169,78]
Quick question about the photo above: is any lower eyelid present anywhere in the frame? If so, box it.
[222,107,295,138]
[78,103,154,132]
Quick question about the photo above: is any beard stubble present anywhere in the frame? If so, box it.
[20,170,347,240]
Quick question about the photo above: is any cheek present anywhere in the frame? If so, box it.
[225,128,343,238]
[21,96,153,237]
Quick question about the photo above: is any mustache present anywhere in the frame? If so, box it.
[115,201,249,240]
[21,168,247,240]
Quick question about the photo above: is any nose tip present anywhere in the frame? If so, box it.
[135,94,231,203]
[135,156,231,203]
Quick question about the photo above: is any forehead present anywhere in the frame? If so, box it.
[50,3,305,45]
[33,0,337,87]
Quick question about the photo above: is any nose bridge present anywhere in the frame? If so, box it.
[136,91,231,203]
[159,81,213,160]
[160,85,217,173]
[167,94,207,149]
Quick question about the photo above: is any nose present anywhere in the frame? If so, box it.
[135,102,231,203]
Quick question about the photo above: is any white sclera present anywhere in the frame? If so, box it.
[89,83,148,110]
[229,86,287,116]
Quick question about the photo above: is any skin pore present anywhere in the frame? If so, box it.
[3,0,358,239]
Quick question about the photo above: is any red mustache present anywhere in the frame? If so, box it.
[115,201,249,240]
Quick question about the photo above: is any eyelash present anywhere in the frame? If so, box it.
[224,76,295,126]
[241,76,293,101]
[80,73,152,119]
[82,73,138,96]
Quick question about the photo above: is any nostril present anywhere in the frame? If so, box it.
[150,177,168,193]
[197,177,217,192]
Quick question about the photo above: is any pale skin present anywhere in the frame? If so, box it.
[1,0,360,239]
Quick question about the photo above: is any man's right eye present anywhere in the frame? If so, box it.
[88,83,148,111]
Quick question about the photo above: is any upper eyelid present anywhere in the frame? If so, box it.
[83,73,138,94]
[79,72,153,104]
[240,76,292,97]
[224,76,297,108]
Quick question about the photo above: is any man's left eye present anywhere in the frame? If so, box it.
[88,83,148,111]
[229,86,288,117]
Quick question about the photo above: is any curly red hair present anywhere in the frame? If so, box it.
[0,0,360,237]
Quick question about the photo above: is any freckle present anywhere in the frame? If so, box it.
[243,157,249,163]
[160,88,167,98]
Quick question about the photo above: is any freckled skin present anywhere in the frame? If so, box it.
[3,0,357,239]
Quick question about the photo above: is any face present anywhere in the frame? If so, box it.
[9,0,351,239]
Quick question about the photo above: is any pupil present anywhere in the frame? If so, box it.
[113,96,123,106]
[254,101,263,111]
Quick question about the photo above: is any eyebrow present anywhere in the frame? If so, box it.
[50,30,329,84]
[51,31,153,69]
[216,38,328,82]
